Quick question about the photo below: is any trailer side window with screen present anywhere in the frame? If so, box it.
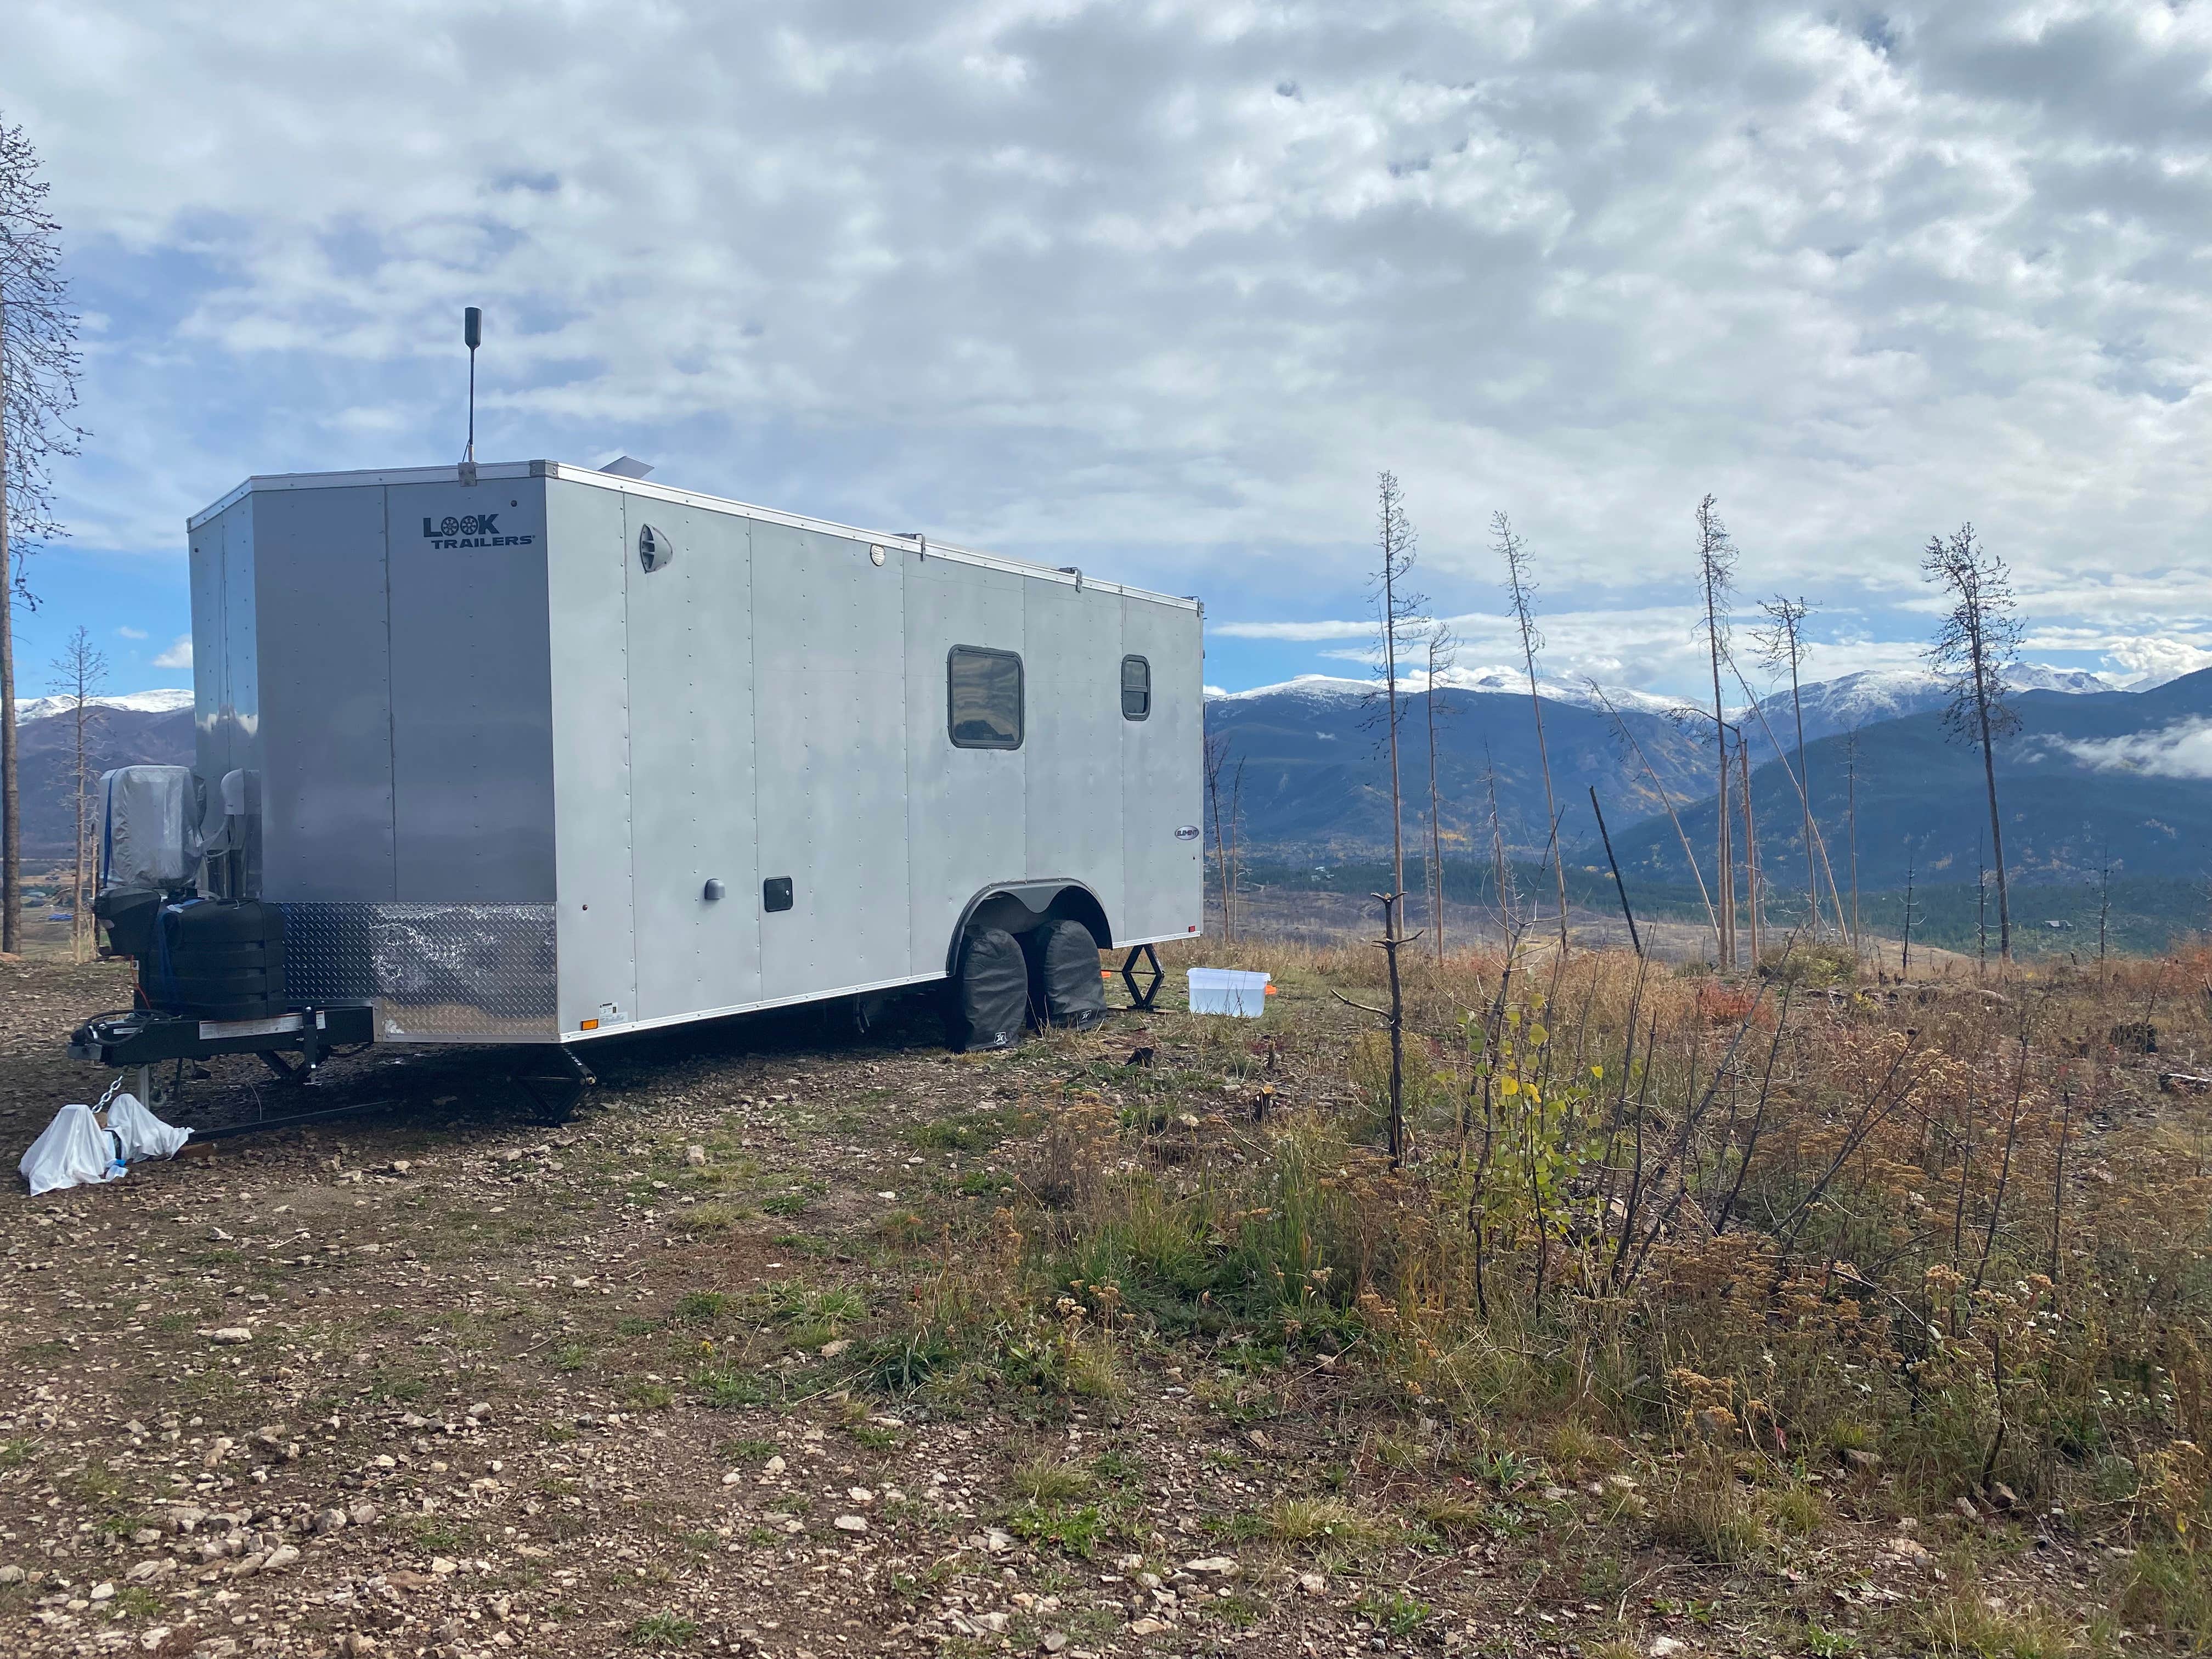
[1121,654,1152,720]
[948,646,1023,749]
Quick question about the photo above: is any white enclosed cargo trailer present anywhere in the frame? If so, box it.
[161,459,1203,1050]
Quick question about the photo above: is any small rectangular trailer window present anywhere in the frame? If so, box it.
[1121,654,1152,720]
[949,646,1023,748]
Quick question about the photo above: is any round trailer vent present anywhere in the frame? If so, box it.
[637,523,675,573]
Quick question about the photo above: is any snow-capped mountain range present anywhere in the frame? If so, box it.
[1205,664,2140,743]
[14,687,195,724]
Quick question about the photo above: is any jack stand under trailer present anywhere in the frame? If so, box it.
[1120,943,1165,1011]
[512,1046,596,1125]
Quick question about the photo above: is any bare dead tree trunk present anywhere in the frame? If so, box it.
[1924,524,2022,963]
[1483,752,1511,945]
[1901,854,1917,976]
[1757,595,1820,936]
[51,624,104,962]
[1423,624,1454,965]
[0,360,14,958]
[1204,730,1232,944]
[1847,730,1863,956]
[1587,679,1721,951]
[1497,512,1568,955]
[1697,495,1737,967]
[1227,757,1244,944]
[2097,848,2112,979]
[1369,472,1423,1166]
[1739,728,1760,967]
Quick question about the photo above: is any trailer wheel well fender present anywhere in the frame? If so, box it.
[946,879,1113,974]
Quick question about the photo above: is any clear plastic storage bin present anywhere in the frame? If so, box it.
[1186,967,1271,1018]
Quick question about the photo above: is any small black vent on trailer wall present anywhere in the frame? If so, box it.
[763,877,794,912]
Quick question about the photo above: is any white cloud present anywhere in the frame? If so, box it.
[9,2,2211,681]
[115,625,147,640]
[2058,719,2212,781]
[151,636,192,669]
[2105,636,2212,690]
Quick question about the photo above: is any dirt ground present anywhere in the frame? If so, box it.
[0,954,2112,1659]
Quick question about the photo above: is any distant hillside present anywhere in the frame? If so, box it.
[1204,677,1707,856]
[1748,664,2122,743]
[1598,668,2212,893]
[7,701,196,864]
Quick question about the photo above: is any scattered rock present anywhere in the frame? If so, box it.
[1889,1535,1931,1564]
[1650,1639,1689,1657]
[833,1514,869,1533]
[1842,1448,1882,1474]
[1129,1616,1169,1636]
[820,1339,853,1359]
[1041,1633,1068,1654]
[1297,1572,1327,1596]
[263,1544,301,1571]
[722,1469,744,1487]
[208,1327,253,1345]
[314,1508,348,1533]
[1181,1555,1239,1577]
[983,1528,1015,1554]
[685,1144,707,1166]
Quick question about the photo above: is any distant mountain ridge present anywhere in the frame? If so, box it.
[1203,664,2212,890]
[6,695,197,864]
[1599,668,2212,893]
[1210,662,2125,742]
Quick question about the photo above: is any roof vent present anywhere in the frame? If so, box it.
[597,455,654,479]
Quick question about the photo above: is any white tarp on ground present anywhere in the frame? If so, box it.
[18,1094,192,1195]
[97,765,204,891]
[108,1092,191,1162]
[19,1104,123,1195]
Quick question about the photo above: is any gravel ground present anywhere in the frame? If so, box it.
[0,956,2112,1658]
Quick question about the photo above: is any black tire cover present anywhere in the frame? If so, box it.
[950,926,1030,1052]
[1025,918,1108,1030]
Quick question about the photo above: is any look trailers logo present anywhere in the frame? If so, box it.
[421,513,535,550]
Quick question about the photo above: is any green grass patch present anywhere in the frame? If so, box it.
[628,1610,698,1648]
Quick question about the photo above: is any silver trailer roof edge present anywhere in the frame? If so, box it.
[187,461,1198,612]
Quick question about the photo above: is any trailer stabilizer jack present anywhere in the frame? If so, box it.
[514,1046,595,1125]
[1119,944,1165,1012]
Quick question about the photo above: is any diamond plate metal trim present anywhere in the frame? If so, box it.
[280,903,556,1041]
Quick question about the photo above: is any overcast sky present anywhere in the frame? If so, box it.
[5,1,2209,697]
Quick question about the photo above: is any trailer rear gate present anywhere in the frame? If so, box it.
[185,461,1204,1047]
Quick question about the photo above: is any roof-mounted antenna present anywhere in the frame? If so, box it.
[460,306,482,485]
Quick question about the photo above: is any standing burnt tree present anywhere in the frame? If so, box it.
[1420,621,1455,964]
[1497,511,1568,955]
[1923,522,2022,962]
[0,120,84,957]
[1359,471,1424,1166]
[1203,729,1245,945]
[1695,496,1737,967]
[1756,594,1820,935]
[48,624,103,959]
